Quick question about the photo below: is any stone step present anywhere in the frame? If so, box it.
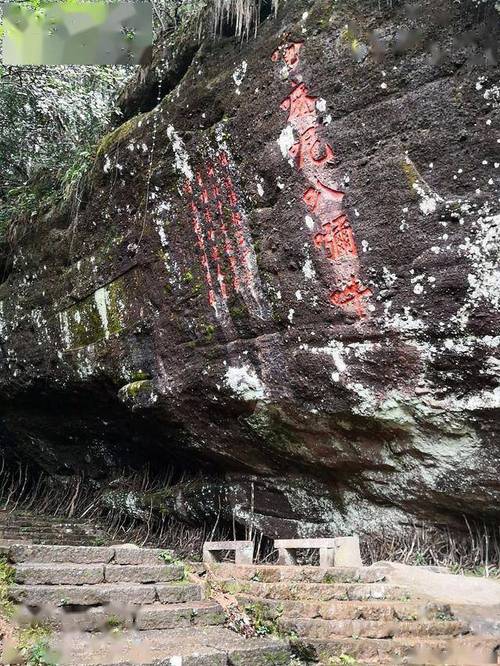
[238,596,455,622]
[0,517,92,528]
[113,546,169,565]
[307,635,500,664]
[0,532,102,546]
[135,601,226,630]
[9,544,168,565]
[281,616,469,639]
[218,579,411,602]
[10,582,202,607]
[9,544,114,563]
[0,523,91,533]
[16,601,225,633]
[14,563,183,585]
[15,563,105,585]
[209,563,386,584]
[44,626,290,665]
[106,564,183,584]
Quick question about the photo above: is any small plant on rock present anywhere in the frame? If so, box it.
[159,550,181,565]
[328,655,358,665]
[245,602,278,636]
[106,615,124,630]
[435,607,454,622]
[18,626,58,666]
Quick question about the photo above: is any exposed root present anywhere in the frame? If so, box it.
[1,458,499,573]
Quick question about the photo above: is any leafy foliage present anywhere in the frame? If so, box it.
[0,0,280,238]
[0,64,130,227]
[0,555,15,618]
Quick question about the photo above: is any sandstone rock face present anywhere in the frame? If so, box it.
[0,0,499,538]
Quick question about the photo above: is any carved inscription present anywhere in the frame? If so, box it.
[181,150,267,318]
[272,42,372,317]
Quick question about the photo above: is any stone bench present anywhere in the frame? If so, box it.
[274,536,362,568]
[203,540,253,565]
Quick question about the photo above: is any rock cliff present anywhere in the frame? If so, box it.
[0,0,499,539]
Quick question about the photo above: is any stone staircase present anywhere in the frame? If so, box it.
[4,545,290,665]
[208,564,500,665]
[0,509,107,546]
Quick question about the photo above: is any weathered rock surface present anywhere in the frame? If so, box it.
[0,0,499,538]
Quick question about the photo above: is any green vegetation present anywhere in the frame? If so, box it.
[202,323,215,342]
[0,65,129,239]
[18,625,57,666]
[158,550,182,565]
[328,656,358,665]
[0,0,281,241]
[435,607,455,622]
[131,370,150,381]
[449,564,500,579]
[0,555,15,618]
[159,551,187,580]
[105,614,125,633]
[245,602,282,637]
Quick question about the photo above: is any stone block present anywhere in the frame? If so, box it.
[14,563,104,586]
[154,583,203,604]
[113,545,168,565]
[334,536,362,567]
[9,544,114,564]
[105,564,183,584]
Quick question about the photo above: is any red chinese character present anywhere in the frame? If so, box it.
[196,172,203,187]
[231,211,242,227]
[303,180,345,213]
[200,188,209,205]
[330,279,372,317]
[281,83,317,121]
[314,215,358,261]
[183,180,193,195]
[207,164,215,178]
[218,151,229,167]
[271,48,281,62]
[224,181,238,206]
[283,42,303,69]
[289,126,334,170]
[216,263,228,299]
[203,208,213,224]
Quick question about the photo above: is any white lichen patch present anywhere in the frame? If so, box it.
[404,155,443,216]
[232,61,248,94]
[225,364,267,401]
[277,125,295,160]
[382,267,397,288]
[94,287,111,339]
[316,98,327,112]
[302,258,316,280]
[167,125,193,181]
[413,181,441,215]
[454,213,500,328]
[0,302,8,341]
[59,311,71,348]
[384,307,426,334]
